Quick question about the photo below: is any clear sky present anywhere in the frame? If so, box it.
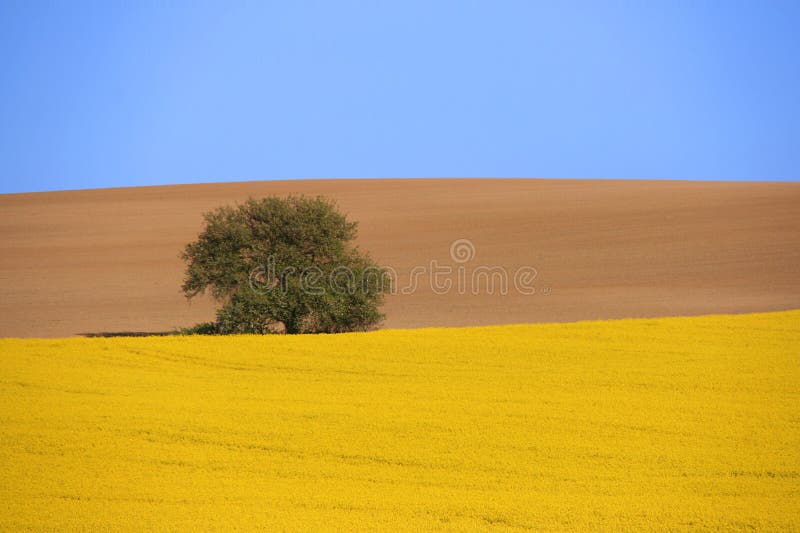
[1,1,798,193]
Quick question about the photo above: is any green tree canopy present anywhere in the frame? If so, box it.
[182,196,389,334]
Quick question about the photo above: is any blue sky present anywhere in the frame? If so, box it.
[1,1,798,193]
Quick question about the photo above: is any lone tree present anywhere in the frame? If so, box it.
[181,196,389,334]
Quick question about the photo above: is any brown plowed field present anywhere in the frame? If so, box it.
[1,178,798,337]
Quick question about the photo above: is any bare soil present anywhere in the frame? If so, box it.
[1,178,798,337]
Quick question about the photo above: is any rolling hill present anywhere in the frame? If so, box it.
[1,178,798,337]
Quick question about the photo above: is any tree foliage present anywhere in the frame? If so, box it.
[181,196,389,334]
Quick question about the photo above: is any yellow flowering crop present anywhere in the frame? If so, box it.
[1,311,798,531]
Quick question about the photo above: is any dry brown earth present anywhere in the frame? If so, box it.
[1,178,798,337]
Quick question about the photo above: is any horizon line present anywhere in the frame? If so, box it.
[4,175,800,196]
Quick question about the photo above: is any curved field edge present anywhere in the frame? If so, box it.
[1,310,798,530]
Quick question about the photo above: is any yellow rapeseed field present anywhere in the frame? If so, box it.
[1,311,798,531]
